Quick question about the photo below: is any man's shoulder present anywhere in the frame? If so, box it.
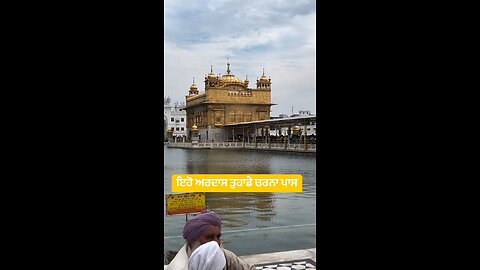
[222,248,239,257]
[165,244,188,270]
[222,248,255,269]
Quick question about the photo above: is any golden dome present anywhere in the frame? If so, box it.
[190,78,197,89]
[191,124,198,131]
[207,65,216,78]
[220,62,243,84]
[189,77,198,95]
[259,68,269,81]
[220,74,242,84]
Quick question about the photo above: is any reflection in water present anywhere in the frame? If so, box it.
[164,146,316,263]
[206,192,276,227]
[184,149,272,174]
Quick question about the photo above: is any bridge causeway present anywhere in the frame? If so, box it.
[167,141,316,153]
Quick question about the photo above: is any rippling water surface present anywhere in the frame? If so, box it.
[164,146,316,263]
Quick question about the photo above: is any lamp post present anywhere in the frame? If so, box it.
[191,124,199,147]
[167,127,174,143]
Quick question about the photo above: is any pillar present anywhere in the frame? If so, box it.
[254,124,257,148]
[268,126,271,149]
[243,127,245,147]
[304,120,308,151]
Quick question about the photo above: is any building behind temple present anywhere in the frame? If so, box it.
[184,62,275,141]
[269,110,316,137]
[164,97,187,141]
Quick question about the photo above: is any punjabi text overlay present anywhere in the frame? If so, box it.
[172,174,302,192]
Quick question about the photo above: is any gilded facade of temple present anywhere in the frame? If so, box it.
[184,62,274,141]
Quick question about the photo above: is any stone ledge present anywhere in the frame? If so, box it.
[164,248,316,269]
[239,248,316,266]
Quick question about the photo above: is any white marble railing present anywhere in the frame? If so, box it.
[167,141,316,151]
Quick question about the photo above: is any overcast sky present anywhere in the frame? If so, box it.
[164,0,316,116]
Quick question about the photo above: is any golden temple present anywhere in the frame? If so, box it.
[184,62,275,141]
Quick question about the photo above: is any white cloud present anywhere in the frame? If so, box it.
[164,0,316,116]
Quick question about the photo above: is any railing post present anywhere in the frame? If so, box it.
[304,119,308,151]
[254,124,257,148]
[243,127,245,148]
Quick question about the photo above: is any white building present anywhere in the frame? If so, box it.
[269,111,316,136]
[171,102,187,141]
[165,100,187,142]
[164,97,187,141]
[164,97,172,138]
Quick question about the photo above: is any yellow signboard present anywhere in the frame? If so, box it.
[166,192,206,216]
